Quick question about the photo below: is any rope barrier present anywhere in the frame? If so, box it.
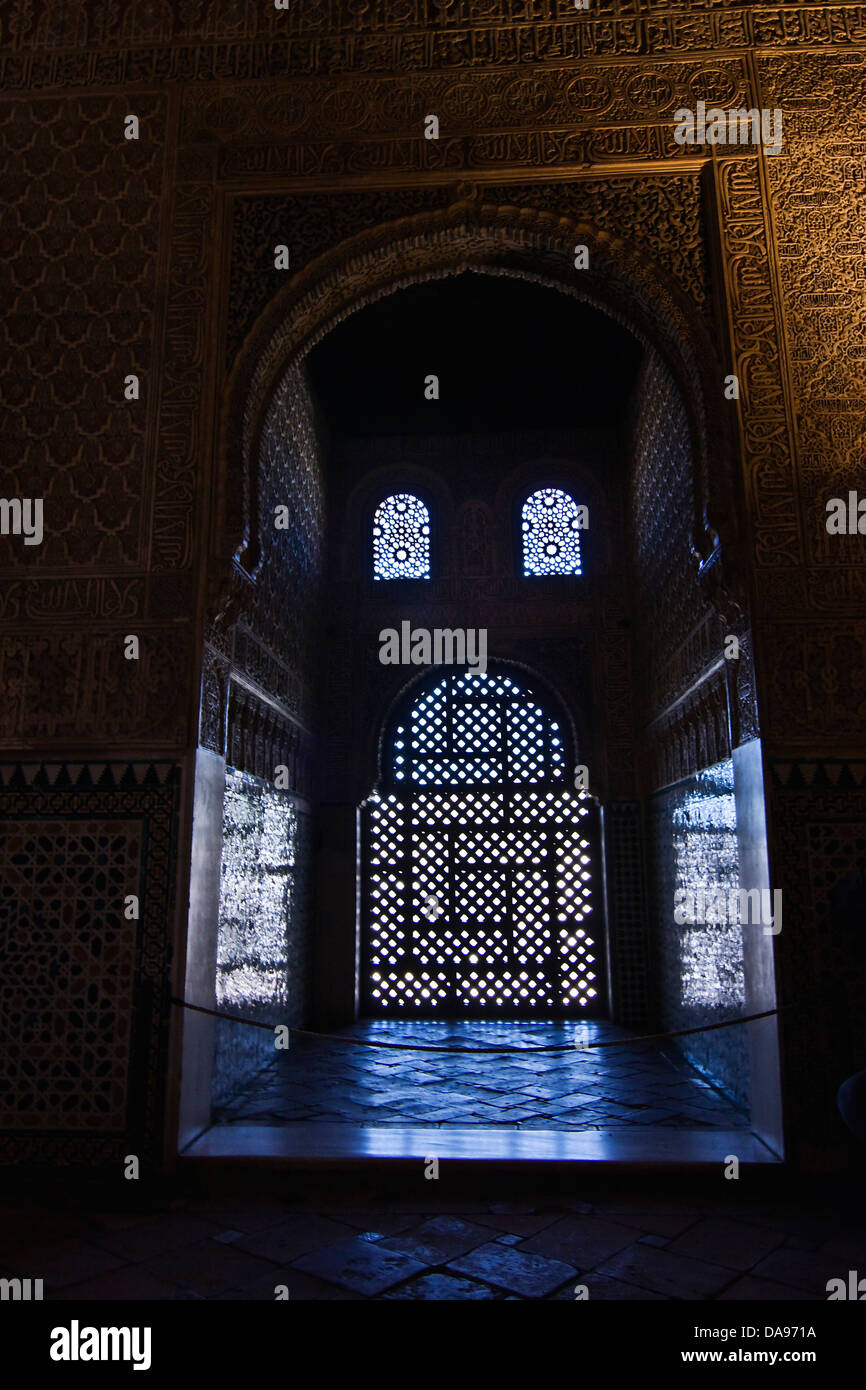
[170,996,782,1055]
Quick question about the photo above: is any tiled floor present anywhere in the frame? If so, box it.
[3,1186,862,1300]
[212,1020,750,1131]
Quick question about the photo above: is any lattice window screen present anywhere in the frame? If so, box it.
[373,493,431,579]
[521,487,583,576]
[362,671,603,1016]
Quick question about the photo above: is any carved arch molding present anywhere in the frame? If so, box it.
[212,197,746,636]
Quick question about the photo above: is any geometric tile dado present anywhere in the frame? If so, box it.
[0,763,180,1166]
[0,819,141,1131]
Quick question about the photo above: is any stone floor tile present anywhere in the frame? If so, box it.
[292,1235,427,1295]
[213,1020,748,1132]
[519,1214,636,1267]
[818,1230,866,1263]
[411,1089,480,1106]
[384,1273,503,1299]
[556,1090,616,1108]
[9,1239,126,1290]
[468,1091,538,1110]
[782,1235,822,1253]
[393,1102,467,1120]
[717,1276,821,1301]
[379,1216,492,1262]
[518,1082,587,1102]
[485,1106,546,1123]
[216,1267,365,1300]
[52,1267,205,1300]
[363,1091,433,1108]
[549,1273,668,1300]
[6,1186,858,1302]
[588,1106,649,1122]
[725,1208,842,1243]
[0,1207,90,1255]
[628,1109,687,1126]
[84,1209,159,1235]
[321,1208,416,1236]
[748,1247,853,1295]
[233,1214,359,1264]
[377,1236,454,1266]
[550,1107,616,1125]
[595,1244,735,1299]
[88,1212,224,1262]
[592,1204,700,1238]
[141,1239,281,1298]
[667,1217,785,1271]
[448,1242,577,1297]
[472,1210,560,1237]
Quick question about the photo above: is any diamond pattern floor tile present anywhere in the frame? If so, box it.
[379,1216,493,1263]
[291,1235,427,1295]
[383,1273,504,1300]
[447,1241,577,1297]
[594,1243,735,1299]
[212,1020,749,1132]
[519,1214,637,1267]
[3,1187,862,1302]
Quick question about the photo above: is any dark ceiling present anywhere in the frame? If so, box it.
[306,271,644,439]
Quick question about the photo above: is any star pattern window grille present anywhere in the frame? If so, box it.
[522,487,584,576]
[373,493,431,580]
[362,670,602,1016]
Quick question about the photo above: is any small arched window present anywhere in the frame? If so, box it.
[373,493,431,580]
[521,487,584,576]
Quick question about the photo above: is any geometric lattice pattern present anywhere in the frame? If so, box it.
[212,769,308,1108]
[372,492,431,580]
[521,487,583,576]
[672,759,744,1012]
[651,761,749,1110]
[0,761,181,1170]
[363,670,601,1016]
[604,802,650,1029]
[217,769,298,1018]
[0,818,141,1131]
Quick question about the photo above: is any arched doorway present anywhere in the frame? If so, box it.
[180,206,782,1164]
[360,666,605,1018]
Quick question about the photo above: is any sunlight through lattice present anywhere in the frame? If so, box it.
[364,671,598,1014]
[373,493,431,580]
[521,487,583,576]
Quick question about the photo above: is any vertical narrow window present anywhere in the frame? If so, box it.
[373,493,431,580]
[522,487,584,576]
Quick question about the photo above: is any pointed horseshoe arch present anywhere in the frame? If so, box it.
[213,198,744,632]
